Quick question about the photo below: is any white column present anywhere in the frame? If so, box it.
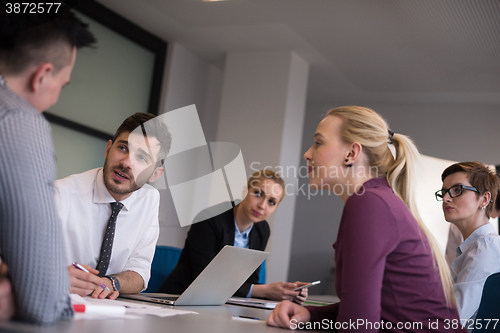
[157,42,223,248]
[217,51,309,282]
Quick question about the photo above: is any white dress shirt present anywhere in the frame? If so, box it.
[451,223,500,322]
[54,168,160,289]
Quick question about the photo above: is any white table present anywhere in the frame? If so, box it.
[0,296,337,333]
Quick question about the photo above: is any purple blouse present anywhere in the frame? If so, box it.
[306,178,463,332]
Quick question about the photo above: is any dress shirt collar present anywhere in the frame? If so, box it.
[234,219,253,237]
[457,223,496,256]
[234,219,253,249]
[93,168,136,211]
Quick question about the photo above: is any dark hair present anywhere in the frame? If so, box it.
[0,10,96,75]
[496,171,500,213]
[441,161,500,219]
[113,113,172,167]
[496,166,500,212]
[496,189,500,212]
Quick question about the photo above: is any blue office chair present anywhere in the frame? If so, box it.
[258,260,266,284]
[472,272,500,332]
[143,245,182,293]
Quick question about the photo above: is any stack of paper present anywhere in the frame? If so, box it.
[70,294,198,320]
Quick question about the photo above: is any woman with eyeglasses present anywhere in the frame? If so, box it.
[267,106,462,332]
[436,161,500,326]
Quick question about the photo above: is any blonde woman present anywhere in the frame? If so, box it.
[267,106,462,332]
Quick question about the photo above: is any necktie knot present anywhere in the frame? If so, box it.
[111,202,124,213]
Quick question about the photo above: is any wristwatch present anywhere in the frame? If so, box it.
[105,275,121,292]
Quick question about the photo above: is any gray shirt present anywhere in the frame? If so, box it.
[0,75,72,324]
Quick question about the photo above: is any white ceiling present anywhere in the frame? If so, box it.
[96,0,500,105]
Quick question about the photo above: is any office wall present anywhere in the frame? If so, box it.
[375,104,500,165]
[289,102,500,294]
[157,42,224,247]
[160,42,223,143]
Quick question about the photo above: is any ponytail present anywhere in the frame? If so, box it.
[388,134,456,308]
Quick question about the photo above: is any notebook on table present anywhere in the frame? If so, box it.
[120,245,269,306]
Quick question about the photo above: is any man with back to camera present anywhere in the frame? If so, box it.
[0,9,95,323]
[55,113,171,299]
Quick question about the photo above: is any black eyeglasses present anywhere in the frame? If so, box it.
[435,184,479,201]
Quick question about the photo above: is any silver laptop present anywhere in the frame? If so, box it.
[120,245,269,306]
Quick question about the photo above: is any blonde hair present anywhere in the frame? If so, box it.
[247,169,285,202]
[327,105,456,308]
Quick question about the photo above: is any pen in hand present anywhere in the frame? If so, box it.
[72,262,110,292]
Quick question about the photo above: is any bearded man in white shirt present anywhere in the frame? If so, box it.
[55,113,171,299]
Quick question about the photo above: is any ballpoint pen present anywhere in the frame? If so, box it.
[72,262,110,291]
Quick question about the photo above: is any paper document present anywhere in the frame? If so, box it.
[70,294,198,319]
[70,294,135,320]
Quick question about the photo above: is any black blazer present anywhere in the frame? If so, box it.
[158,207,270,297]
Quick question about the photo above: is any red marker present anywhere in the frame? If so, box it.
[73,304,126,315]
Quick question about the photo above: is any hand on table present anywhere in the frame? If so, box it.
[266,300,311,330]
[92,277,119,300]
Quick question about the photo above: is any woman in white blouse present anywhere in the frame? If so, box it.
[436,161,500,325]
